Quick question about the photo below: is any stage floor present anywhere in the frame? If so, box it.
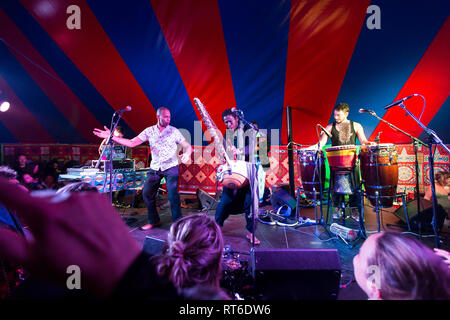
[118,194,450,300]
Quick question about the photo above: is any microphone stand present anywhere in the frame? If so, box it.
[295,131,331,238]
[363,109,429,239]
[234,112,260,251]
[397,102,449,248]
[96,112,123,202]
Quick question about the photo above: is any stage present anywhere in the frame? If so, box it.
[118,193,450,300]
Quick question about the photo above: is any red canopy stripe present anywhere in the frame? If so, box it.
[150,0,236,133]
[283,0,370,144]
[20,0,157,134]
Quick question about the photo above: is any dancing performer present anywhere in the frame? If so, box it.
[93,107,192,230]
[214,108,268,245]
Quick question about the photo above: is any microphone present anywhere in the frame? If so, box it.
[114,106,132,114]
[317,124,331,138]
[330,223,358,241]
[375,131,382,143]
[383,94,418,110]
[359,108,375,115]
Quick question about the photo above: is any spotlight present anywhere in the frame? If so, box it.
[0,100,10,112]
[0,90,9,112]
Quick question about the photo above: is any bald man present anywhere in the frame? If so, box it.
[94,107,192,230]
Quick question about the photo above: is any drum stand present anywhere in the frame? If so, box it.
[361,142,410,233]
[361,108,428,236]
[326,167,367,242]
[371,191,411,232]
[295,148,331,238]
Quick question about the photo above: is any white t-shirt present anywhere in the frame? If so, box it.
[137,125,186,171]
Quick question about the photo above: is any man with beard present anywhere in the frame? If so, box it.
[306,103,374,221]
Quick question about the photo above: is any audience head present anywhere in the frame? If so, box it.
[57,182,99,194]
[0,166,27,192]
[0,166,17,181]
[435,170,450,187]
[17,154,28,167]
[155,214,224,294]
[353,232,450,300]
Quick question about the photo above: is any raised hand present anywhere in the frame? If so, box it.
[93,126,111,139]
[0,178,141,297]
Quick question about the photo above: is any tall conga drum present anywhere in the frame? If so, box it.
[325,145,357,194]
[298,150,325,200]
[360,144,398,208]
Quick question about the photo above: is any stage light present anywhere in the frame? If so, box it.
[0,89,9,112]
[0,101,10,112]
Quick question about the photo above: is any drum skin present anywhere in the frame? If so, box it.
[325,145,357,169]
[298,150,325,199]
[360,144,398,208]
[218,160,249,189]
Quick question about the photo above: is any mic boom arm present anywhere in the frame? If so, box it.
[360,109,427,146]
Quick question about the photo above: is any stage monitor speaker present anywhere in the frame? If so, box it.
[393,197,447,231]
[250,249,341,300]
[197,188,219,210]
[142,236,166,256]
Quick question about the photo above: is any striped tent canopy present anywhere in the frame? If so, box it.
[0,0,449,145]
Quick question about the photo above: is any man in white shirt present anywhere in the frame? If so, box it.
[93,107,192,230]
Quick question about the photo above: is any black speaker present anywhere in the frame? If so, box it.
[394,197,447,231]
[250,249,341,300]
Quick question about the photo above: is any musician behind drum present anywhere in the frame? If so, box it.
[98,126,128,160]
[215,108,268,245]
[305,102,375,220]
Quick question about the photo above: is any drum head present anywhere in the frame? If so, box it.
[325,145,356,152]
[362,143,396,151]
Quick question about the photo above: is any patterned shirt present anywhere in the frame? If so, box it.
[137,125,186,171]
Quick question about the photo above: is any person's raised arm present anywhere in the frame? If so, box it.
[93,126,144,148]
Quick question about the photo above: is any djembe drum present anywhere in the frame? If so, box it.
[325,145,357,194]
[360,144,398,208]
